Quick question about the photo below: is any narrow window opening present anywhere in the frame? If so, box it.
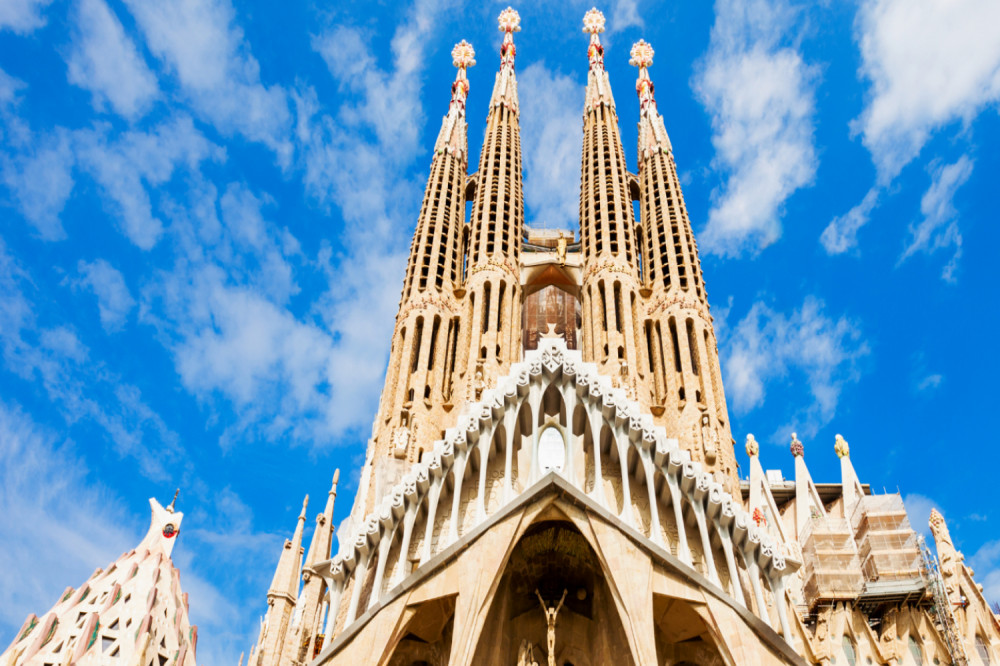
[668,318,682,372]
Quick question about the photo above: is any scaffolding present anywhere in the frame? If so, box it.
[801,515,865,609]
[919,535,968,666]
[851,495,923,583]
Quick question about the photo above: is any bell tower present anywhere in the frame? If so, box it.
[461,7,525,394]
[578,9,644,397]
[373,41,476,469]
[629,40,736,486]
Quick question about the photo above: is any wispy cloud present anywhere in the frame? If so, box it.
[75,115,224,250]
[121,0,292,161]
[969,539,1000,607]
[721,296,868,439]
[852,0,1000,183]
[693,0,817,257]
[0,239,181,475]
[66,0,159,120]
[903,492,939,538]
[70,258,136,332]
[0,398,133,629]
[820,186,879,256]
[519,62,583,231]
[0,0,53,34]
[1,129,75,240]
[900,155,974,282]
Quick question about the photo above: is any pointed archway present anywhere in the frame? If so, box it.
[470,518,636,666]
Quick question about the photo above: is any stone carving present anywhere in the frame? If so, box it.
[517,640,539,666]
[701,414,718,464]
[535,588,568,666]
[392,426,410,459]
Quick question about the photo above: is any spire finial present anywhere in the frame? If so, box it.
[745,434,759,457]
[790,432,804,457]
[449,40,475,110]
[498,7,521,35]
[331,468,340,491]
[630,39,656,106]
[167,489,179,513]
[452,40,476,71]
[498,8,520,70]
[834,434,850,458]
[583,9,606,69]
[299,495,309,520]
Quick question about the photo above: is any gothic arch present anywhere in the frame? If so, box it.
[469,520,637,666]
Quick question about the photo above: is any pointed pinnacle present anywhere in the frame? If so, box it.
[167,489,180,513]
[299,495,309,520]
[331,469,340,493]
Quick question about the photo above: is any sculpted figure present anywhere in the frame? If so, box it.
[701,414,718,464]
[535,588,568,666]
[517,640,538,666]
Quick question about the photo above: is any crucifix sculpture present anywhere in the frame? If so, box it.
[535,588,568,666]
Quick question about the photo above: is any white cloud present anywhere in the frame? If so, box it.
[0,398,262,663]
[72,258,136,332]
[610,0,643,33]
[969,539,1000,607]
[693,0,817,257]
[722,296,868,439]
[0,239,180,474]
[915,373,943,393]
[121,0,292,161]
[1,129,75,240]
[903,493,940,538]
[900,155,974,282]
[820,187,879,255]
[0,0,52,34]
[518,62,583,231]
[139,180,342,446]
[281,0,456,439]
[76,116,224,249]
[0,399,134,631]
[853,0,1000,182]
[66,0,159,120]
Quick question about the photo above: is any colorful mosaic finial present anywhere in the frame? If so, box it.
[583,8,605,35]
[629,39,655,69]
[745,434,759,457]
[834,434,850,458]
[448,40,474,110]
[583,8,606,69]
[498,7,521,34]
[790,432,804,457]
[630,39,657,112]
[451,40,476,70]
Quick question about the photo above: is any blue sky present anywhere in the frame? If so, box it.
[0,0,998,661]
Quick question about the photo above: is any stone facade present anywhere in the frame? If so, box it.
[249,7,1000,666]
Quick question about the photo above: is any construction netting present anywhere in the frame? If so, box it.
[801,516,865,608]
[851,494,923,583]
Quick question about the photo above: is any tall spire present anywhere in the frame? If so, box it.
[629,39,672,157]
[578,8,642,394]
[463,7,526,390]
[259,495,309,664]
[373,40,476,468]
[490,7,521,111]
[434,40,475,159]
[629,39,736,488]
[583,8,615,110]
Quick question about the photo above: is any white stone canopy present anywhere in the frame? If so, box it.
[319,338,797,644]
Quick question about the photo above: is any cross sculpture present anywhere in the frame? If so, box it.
[535,588,568,666]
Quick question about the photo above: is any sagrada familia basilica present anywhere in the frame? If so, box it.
[3,7,998,666]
